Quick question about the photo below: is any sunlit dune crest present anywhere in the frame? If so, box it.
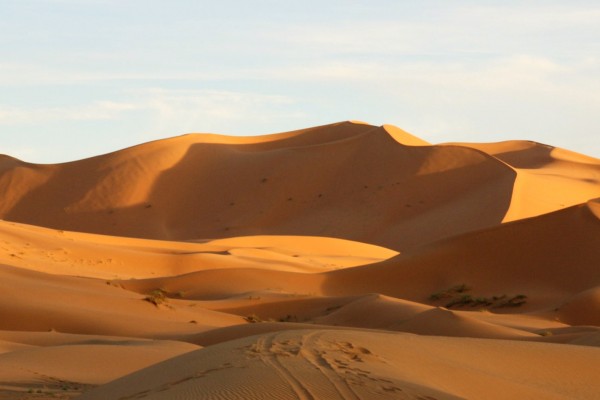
[0,122,598,399]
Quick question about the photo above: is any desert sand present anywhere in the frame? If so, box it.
[0,121,598,399]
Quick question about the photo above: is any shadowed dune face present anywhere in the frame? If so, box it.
[322,201,600,309]
[455,140,558,169]
[140,129,516,250]
[450,140,600,221]
[78,329,600,400]
[452,140,600,169]
[0,122,517,250]
[0,122,599,399]
[0,263,245,337]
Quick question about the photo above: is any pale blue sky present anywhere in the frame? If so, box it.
[1,0,599,162]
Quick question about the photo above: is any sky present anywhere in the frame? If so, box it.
[1,0,599,163]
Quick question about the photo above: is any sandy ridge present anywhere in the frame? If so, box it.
[0,122,598,399]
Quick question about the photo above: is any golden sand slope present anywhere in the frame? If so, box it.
[323,199,600,309]
[0,122,598,399]
[0,121,520,250]
[0,332,198,397]
[1,122,597,252]
[78,329,600,400]
[451,140,600,221]
[0,219,396,279]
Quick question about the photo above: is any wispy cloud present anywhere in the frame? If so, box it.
[1,1,599,159]
[0,89,307,136]
[135,88,307,136]
[0,101,138,124]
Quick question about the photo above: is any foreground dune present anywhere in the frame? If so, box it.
[0,332,198,397]
[79,329,600,400]
[0,122,598,399]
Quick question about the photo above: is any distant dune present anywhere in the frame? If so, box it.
[0,121,598,399]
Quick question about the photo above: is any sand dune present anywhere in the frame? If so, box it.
[0,263,244,338]
[323,200,600,310]
[0,122,598,399]
[0,219,395,279]
[451,140,600,221]
[0,332,197,397]
[78,329,600,400]
[0,121,520,250]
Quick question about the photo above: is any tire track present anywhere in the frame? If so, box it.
[299,331,361,400]
[254,333,316,400]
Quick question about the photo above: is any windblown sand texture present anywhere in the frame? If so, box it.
[0,121,599,399]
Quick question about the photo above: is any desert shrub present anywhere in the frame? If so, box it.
[244,314,262,323]
[429,284,471,300]
[430,285,527,309]
[144,288,168,306]
[496,294,527,308]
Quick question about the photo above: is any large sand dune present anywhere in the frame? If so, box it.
[0,122,520,250]
[78,329,600,400]
[0,121,598,399]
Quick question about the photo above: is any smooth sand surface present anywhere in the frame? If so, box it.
[78,329,600,400]
[0,332,198,397]
[0,121,520,250]
[449,140,600,221]
[0,121,598,399]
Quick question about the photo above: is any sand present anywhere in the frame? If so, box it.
[0,121,598,399]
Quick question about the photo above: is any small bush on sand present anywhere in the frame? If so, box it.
[244,314,262,323]
[144,289,168,306]
[430,285,527,309]
[429,284,471,301]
